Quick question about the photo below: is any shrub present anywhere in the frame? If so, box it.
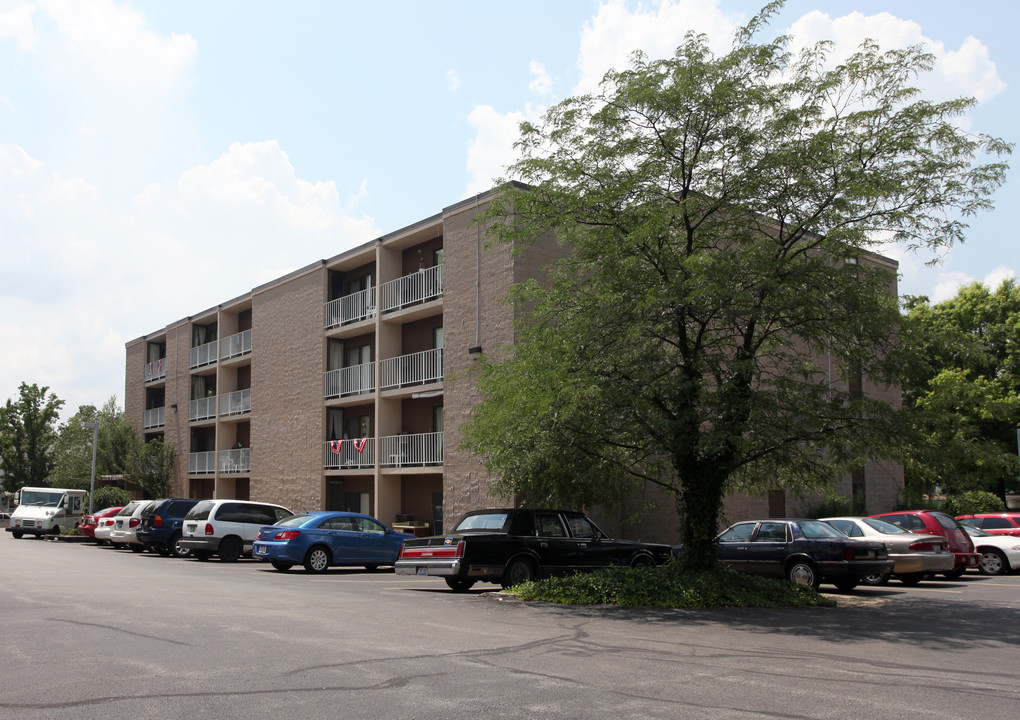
[943,490,1004,516]
[89,485,132,511]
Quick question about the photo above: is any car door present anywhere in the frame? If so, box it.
[320,516,361,562]
[745,522,790,577]
[351,516,397,564]
[715,522,756,571]
[531,512,575,573]
[563,514,616,569]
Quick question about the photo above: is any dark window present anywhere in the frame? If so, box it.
[535,514,566,538]
[754,522,788,542]
[719,523,755,542]
[981,518,1011,529]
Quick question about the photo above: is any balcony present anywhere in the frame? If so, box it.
[188,451,216,474]
[190,341,217,369]
[220,388,251,417]
[381,348,442,390]
[143,406,165,430]
[189,396,217,422]
[379,265,442,314]
[219,448,251,474]
[144,359,167,383]
[323,438,375,469]
[379,432,443,467]
[324,362,375,399]
[220,329,252,361]
[325,287,376,329]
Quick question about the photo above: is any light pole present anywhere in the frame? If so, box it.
[82,421,98,514]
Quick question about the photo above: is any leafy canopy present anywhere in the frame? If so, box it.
[0,382,65,493]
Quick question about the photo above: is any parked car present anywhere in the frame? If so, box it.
[78,506,122,540]
[396,508,673,592]
[955,513,1020,538]
[180,499,293,562]
[253,511,415,573]
[869,510,981,579]
[820,516,954,585]
[710,519,893,591]
[136,498,203,558]
[0,512,12,528]
[959,524,1020,575]
[93,514,120,546]
[106,500,151,550]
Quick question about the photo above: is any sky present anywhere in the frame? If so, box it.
[1,0,1017,422]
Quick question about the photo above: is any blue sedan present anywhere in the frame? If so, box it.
[252,511,415,573]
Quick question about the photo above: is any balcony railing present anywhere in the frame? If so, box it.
[190,341,217,369]
[379,432,443,467]
[189,396,217,422]
[144,359,166,383]
[188,451,216,474]
[379,265,443,314]
[220,388,251,417]
[143,406,165,430]
[323,438,375,469]
[218,448,251,474]
[325,287,376,329]
[324,362,375,399]
[220,329,252,361]
[380,348,442,390]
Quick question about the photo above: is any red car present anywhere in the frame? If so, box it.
[78,506,122,540]
[956,513,1020,538]
[869,510,981,579]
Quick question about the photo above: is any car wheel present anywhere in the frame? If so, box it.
[130,544,145,553]
[193,550,212,561]
[630,554,654,568]
[169,533,191,559]
[979,549,1007,576]
[833,579,858,592]
[445,578,476,592]
[785,559,820,588]
[501,557,535,589]
[11,531,22,539]
[861,570,890,586]
[942,568,966,580]
[303,546,331,573]
[897,573,925,586]
[271,561,293,572]
[218,537,243,563]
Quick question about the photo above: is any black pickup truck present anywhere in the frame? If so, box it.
[394,508,673,592]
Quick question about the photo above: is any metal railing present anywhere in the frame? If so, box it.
[323,438,375,469]
[218,448,251,474]
[143,406,165,430]
[144,359,167,383]
[324,362,375,398]
[324,287,376,328]
[189,396,217,422]
[379,265,443,314]
[188,451,216,474]
[220,329,252,361]
[379,432,443,467]
[190,341,217,369]
[380,348,442,389]
[220,388,251,417]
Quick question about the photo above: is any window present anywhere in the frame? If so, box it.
[981,518,1011,529]
[754,522,788,542]
[719,523,755,542]
[536,514,566,537]
[566,516,599,539]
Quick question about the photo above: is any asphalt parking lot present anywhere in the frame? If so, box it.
[1,532,1017,720]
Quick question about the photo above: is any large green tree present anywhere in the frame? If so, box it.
[462,4,1010,569]
[50,398,138,490]
[901,281,1020,499]
[127,437,176,499]
[0,383,65,493]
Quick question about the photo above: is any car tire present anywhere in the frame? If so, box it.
[130,544,145,553]
[897,573,925,586]
[11,531,22,539]
[942,568,966,580]
[630,554,654,568]
[193,550,212,561]
[978,549,1008,576]
[271,561,293,572]
[445,578,476,592]
[501,557,535,589]
[785,559,820,588]
[303,546,331,574]
[218,537,243,563]
[862,570,890,586]
[169,533,191,559]
[833,579,858,592]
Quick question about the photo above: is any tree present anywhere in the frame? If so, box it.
[0,383,65,493]
[90,485,133,511]
[462,3,1010,570]
[127,437,176,499]
[50,398,139,490]
[900,281,1020,499]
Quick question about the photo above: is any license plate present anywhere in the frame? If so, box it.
[255,546,267,555]
[417,567,429,576]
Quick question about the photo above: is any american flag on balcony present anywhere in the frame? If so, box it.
[354,438,368,453]
[329,440,343,454]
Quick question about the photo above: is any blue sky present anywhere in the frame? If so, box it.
[1,0,1016,421]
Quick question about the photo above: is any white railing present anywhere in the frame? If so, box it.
[144,359,166,383]
[380,348,443,389]
[143,406,165,430]
[325,287,376,328]
[189,396,217,422]
[323,438,375,469]
[188,451,216,474]
[220,329,252,361]
[379,265,443,314]
[379,432,443,467]
[218,448,251,474]
[190,341,217,369]
[220,388,251,417]
[324,363,375,398]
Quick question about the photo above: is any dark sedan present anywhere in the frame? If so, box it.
[714,519,893,591]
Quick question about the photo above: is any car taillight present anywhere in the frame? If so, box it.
[909,540,942,552]
[274,530,301,540]
[400,540,465,559]
[154,515,163,528]
[204,523,214,536]
[129,517,141,528]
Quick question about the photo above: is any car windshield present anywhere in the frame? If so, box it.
[455,513,509,532]
[861,518,908,534]
[962,524,990,536]
[276,514,313,527]
[117,502,142,516]
[19,490,64,507]
[797,520,847,539]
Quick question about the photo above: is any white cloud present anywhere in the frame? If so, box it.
[464,104,544,196]
[446,68,461,92]
[0,2,38,52]
[982,266,1015,292]
[529,60,554,96]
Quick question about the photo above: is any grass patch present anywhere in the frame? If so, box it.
[508,564,836,608]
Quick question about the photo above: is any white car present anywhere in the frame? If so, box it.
[180,499,293,562]
[108,500,153,552]
[821,516,955,585]
[93,515,119,545]
[961,525,1020,575]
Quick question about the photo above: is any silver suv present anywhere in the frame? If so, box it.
[180,499,292,562]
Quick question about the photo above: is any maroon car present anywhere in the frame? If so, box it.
[956,513,1020,538]
[78,506,122,540]
[869,510,981,579]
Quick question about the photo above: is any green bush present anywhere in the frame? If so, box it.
[943,490,1004,516]
[509,564,835,608]
[89,485,133,511]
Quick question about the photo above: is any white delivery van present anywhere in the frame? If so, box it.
[6,487,88,538]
